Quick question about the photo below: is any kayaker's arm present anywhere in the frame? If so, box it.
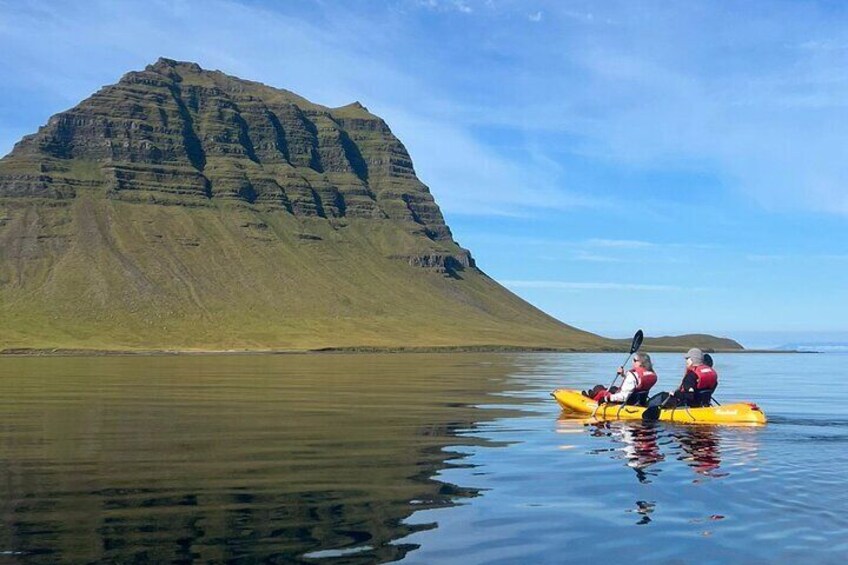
[607,371,638,403]
[679,371,698,392]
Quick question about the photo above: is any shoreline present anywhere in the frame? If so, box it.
[0,345,799,357]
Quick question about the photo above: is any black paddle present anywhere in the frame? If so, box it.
[593,330,644,417]
[607,329,644,391]
[641,400,663,421]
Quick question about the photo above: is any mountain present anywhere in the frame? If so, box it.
[637,334,743,352]
[0,58,613,352]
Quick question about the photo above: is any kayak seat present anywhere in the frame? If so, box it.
[625,391,650,407]
[691,389,715,407]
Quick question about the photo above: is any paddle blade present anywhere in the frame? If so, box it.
[647,391,669,408]
[630,329,644,354]
[704,353,714,367]
[642,391,667,421]
[642,405,661,421]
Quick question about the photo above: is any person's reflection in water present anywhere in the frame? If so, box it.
[632,500,656,525]
[587,421,664,484]
[672,426,726,480]
[620,422,664,483]
[584,421,663,525]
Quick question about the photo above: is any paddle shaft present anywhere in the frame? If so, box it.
[606,330,644,391]
[607,330,645,390]
[607,352,635,390]
[591,330,643,419]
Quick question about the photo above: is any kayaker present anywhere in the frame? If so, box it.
[663,348,718,408]
[586,352,658,406]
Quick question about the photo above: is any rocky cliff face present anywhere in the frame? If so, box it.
[0,59,604,351]
[0,58,454,241]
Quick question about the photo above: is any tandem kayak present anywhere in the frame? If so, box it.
[551,389,767,425]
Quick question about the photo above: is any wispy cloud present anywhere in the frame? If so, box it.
[459,233,714,258]
[416,0,473,14]
[797,40,848,52]
[571,251,628,263]
[746,254,789,262]
[454,1,472,14]
[501,280,711,292]
[383,108,606,216]
[414,2,848,219]
[585,238,656,249]
[528,11,542,22]
[747,253,848,262]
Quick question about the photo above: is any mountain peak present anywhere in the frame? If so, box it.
[151,56,195,68]
[145,57,204,75]
[333,101,377,119]
[0,59,451,239]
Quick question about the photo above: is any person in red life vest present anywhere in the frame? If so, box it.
[663,348,718,408]
[585,353,658,406]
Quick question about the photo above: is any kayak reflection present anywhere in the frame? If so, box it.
[669,426,725,478]
[558,416,732,483]
[556,411,767,492]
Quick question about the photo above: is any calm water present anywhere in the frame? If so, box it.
[0,352,846,563]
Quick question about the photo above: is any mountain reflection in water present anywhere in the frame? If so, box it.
[0,354,524,563]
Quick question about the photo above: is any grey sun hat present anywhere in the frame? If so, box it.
[685,348,705,364]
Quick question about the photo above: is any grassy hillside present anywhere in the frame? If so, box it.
[639,334,744,351]
[607,334,743,353]
[0,195,609,351]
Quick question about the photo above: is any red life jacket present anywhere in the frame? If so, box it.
[691,364,718,390]
[632,366,658,392]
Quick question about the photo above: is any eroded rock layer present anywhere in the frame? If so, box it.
[1,59,455,237]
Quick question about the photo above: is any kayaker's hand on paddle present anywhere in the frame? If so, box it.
[617,366,624,376]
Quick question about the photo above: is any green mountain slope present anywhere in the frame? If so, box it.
[640,335,743,351]
[0,58,610,351]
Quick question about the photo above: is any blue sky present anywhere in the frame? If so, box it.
[1,0,847,346]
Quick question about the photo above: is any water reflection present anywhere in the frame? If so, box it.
[671,426,726,478]
[583,420,665,483]
[0,354,525,563]
[557,416,740,484]
[557,416,745,528]
[628,500,656,525]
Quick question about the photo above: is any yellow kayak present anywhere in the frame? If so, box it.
[551,389,767,425]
